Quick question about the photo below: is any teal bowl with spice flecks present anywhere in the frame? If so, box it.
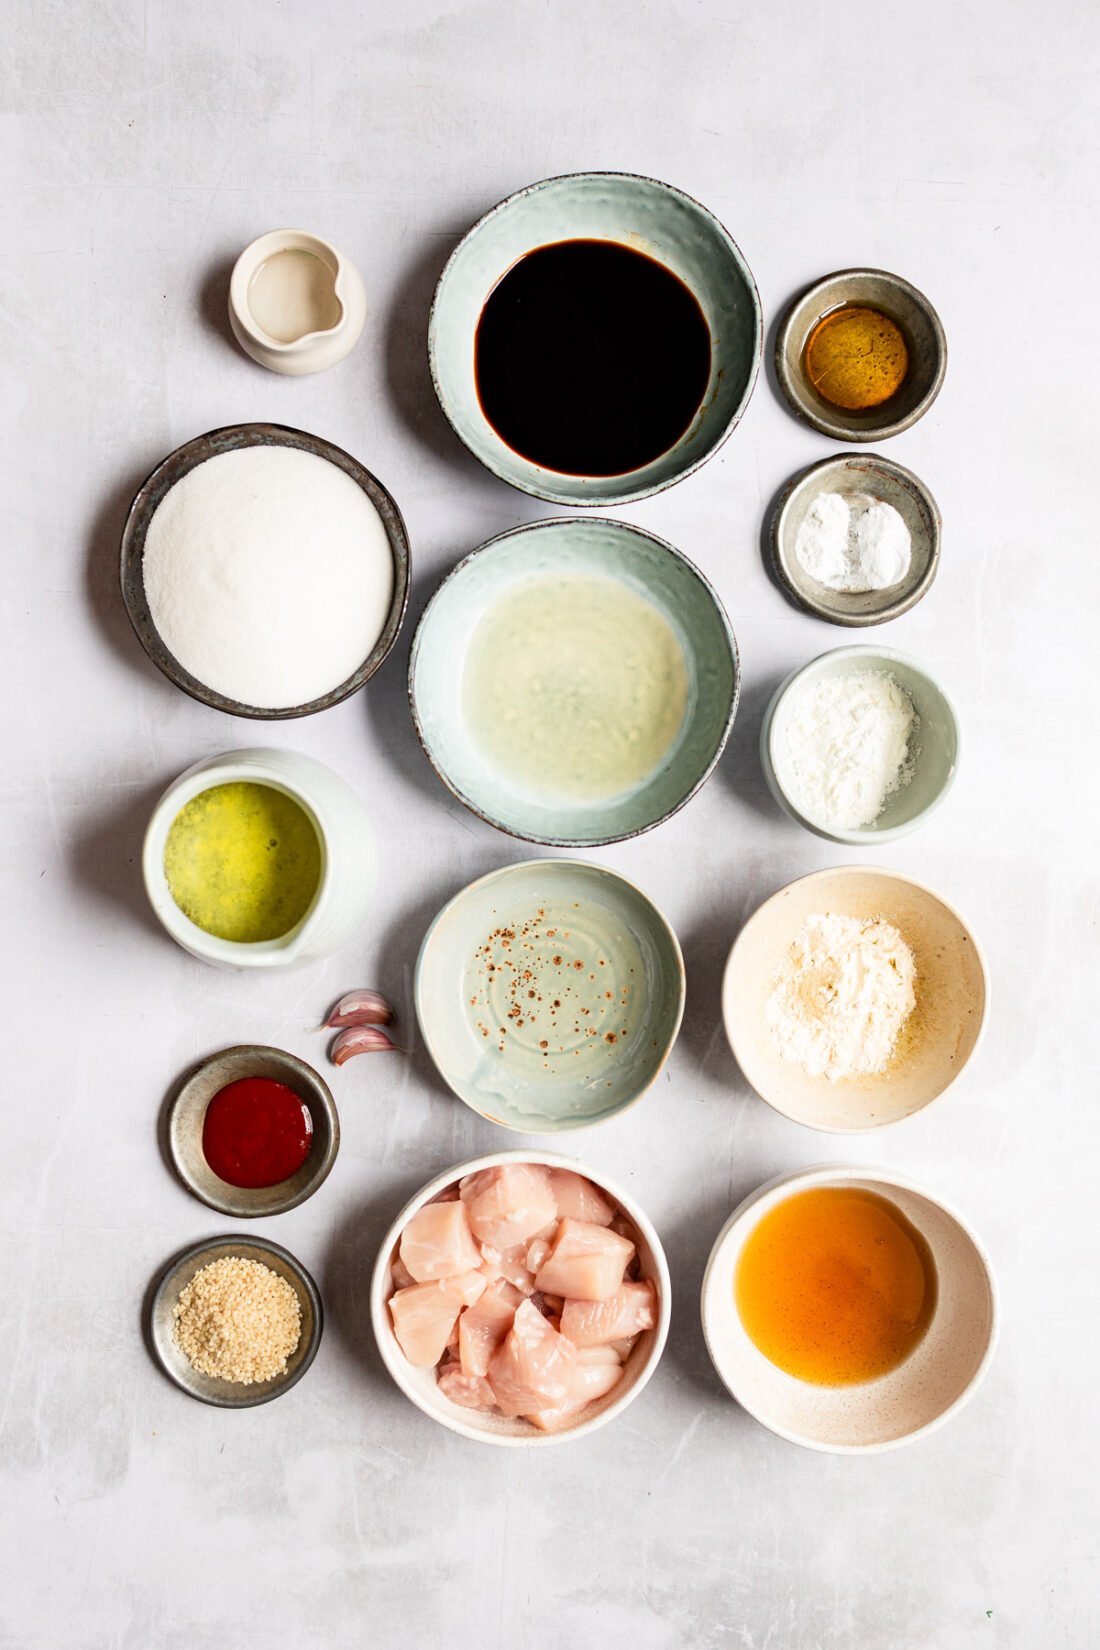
[415,860,685,1133]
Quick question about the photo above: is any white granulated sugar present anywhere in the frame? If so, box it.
[795,489,911,593]
[143,446,395,709]
[766,912,917,1082]
[785,668,919,831]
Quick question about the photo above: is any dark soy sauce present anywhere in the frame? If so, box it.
[474,238,712,477]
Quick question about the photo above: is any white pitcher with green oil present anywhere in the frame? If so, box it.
[142,749,376,969]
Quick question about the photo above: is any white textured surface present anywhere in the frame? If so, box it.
[2,2,1097,1647]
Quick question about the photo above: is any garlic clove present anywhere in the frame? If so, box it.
[323,989,395,1029]
[330,1025,401,1065]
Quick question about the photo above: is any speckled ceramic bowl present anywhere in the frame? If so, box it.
[429,171,761,505]
[415,860,685,1133]
[120,422,410,719]
[771,454,941,626]
[409,517,739,847]
[370,1150,672,1445]
[760,645,960,844]
[148,1234,323,1409]
[701,1166,998,1452]
[167,1045,339,1218]
[722,867,987,1132]
[775,268,946,442]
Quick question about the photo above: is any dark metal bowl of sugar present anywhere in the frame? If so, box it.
[119,421,411,719]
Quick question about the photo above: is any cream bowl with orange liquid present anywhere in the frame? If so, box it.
[700,1166,997,1452]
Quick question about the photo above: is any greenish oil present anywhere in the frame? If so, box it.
[164,782,321,943]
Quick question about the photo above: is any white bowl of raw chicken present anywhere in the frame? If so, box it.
[370,1151,671,1446]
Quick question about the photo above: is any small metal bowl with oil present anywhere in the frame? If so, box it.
[775,268,946,442]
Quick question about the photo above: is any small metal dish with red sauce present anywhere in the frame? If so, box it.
[167,1045,339,1218]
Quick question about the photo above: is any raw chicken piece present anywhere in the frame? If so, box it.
[547,1168,615,1227]
[526,1236,553,1274]
[526,1346,625,1432]
[390,1252,416,1291]
[534,1218,635,1302]
[560,1280,656,1346]
[488,1299,577,1416]
[389,1270,486,1367]
[437,1365,497,1411]
[608,1336,638,1361]
[478,1242,535,1295]
[399,1200,482,1282]
[459,1278,522,1377]
[460,1163,558,1250]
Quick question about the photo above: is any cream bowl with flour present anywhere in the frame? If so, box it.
[722,866,988,1132]
[409,517,739,847]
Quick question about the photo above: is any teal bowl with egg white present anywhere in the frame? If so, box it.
[408,517,740,847]
[415,860,685,1133]
[428,171,762,506]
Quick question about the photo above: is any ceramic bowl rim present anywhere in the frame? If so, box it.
[769,452,942,627]
[369,1147,673,1445]
[414,857,687,1134]
[166,1044,340,1217]
[759,642,961,845]
[148,1233,324,1408]
[699,1163,999,1453]
[774,267,947,442]
[407,514,740,847]
[721,864,990,1133]
[427,169,763,506]
[119,422,411,720]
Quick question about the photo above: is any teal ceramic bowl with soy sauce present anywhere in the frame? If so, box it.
[429,172,762,506]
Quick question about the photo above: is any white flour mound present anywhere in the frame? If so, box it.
[143,445,395,709]
[765,912,917,1082]
[785,668,919,831]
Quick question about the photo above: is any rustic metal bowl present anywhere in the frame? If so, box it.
[770,453,941,626]
[120,422,411,719]
[167,1044,339,1216]
[148,1234,323,1408]
[775,268,946,442]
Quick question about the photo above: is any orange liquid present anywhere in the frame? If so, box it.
[803,304,909,411]
[735,1187,936,1386]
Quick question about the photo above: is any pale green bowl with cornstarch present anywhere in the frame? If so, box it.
[760,644,960,846]
[415,860,685,1133]
[429,171,762,506]
[409,517,739,847]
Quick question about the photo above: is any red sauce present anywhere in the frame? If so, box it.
[202,1076,313,1189]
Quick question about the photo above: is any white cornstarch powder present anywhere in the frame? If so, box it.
[143,446,395,709]
[795,490,911,593]
[766,912,917,1082]
[785,668,919,831]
